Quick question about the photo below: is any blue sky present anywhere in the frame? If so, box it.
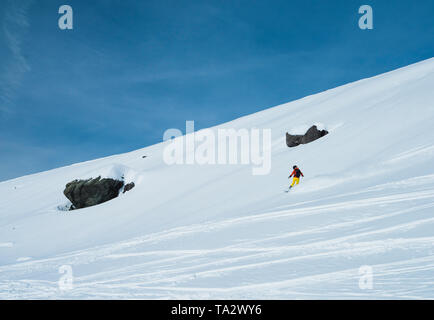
[0,0,433,181]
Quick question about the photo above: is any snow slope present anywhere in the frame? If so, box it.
[1,58,434,299]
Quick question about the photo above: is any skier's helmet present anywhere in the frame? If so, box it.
[293,165,297,169]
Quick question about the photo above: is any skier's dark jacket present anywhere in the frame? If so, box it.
[290,168,304,178]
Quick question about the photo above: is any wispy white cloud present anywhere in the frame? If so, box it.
[0,0,32,113]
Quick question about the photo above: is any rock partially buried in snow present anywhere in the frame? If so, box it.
[63,177,124,210]
[301,125,329,144]
[286,125,328,147]
[123,182,135,193]
[285,133,303,147]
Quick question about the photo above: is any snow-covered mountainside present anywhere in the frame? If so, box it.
[1,58,434,299]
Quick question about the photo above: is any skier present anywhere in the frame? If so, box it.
[288,165,304,189]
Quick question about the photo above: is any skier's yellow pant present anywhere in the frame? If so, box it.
[291,177,300,187]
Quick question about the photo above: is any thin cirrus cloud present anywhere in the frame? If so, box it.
[0,0,32,113]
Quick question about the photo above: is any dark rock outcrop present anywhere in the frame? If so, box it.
[123,182,135,193]
[286,125,328,148]
[64,177,124,209]
[286,133,304,148]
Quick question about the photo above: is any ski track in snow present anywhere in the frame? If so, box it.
[1,178,434,299]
